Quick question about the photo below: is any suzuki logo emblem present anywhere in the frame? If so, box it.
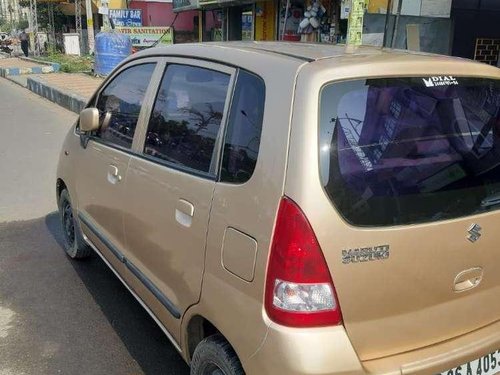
[467,224,482,243]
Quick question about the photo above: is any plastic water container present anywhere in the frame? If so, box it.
[94,32,132,76]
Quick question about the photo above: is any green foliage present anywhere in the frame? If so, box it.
[16,1,66,31]
[38,53,94,73]
[0,17,12,32]
[16,19,29,31]
[37,4,67,31]
[0,13,28,33]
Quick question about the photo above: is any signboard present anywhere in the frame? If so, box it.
[109,9,142,27]
[116,27,173,47]
[242,12,253,41]
[367,0,386,13]
[367,0,451,17]
[255,1,275,41]
[340,0,351,19]
[63,33,81,55]
[347,0,365,45]
[172,0,198,11]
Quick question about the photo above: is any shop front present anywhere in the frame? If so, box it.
[172,0,500,69]
[172,0,347,43]
[278,0,344,43]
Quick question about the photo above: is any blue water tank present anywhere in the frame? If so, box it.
[94,32,132,76]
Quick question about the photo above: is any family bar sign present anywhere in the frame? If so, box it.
[109,9,142,27]
[116,27,174,47]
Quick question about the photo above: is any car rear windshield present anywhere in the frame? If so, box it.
[319,76,500,227]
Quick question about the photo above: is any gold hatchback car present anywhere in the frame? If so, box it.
[56,42,500,375]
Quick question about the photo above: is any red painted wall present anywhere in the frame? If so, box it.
[129,1,198,31]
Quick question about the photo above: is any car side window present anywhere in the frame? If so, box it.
[144,64,230,174]
[94,63,156,149]
[220,70,265,183]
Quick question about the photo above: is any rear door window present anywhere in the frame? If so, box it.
[319,77,500,226]
[144,64,230,175]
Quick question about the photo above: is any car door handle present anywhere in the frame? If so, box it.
[175,199,194,227]
[454,267,483,292]
[107,165,122,184]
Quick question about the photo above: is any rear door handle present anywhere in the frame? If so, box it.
[175,199,194,227]
[454,267,483,292]
[107,165,122,184]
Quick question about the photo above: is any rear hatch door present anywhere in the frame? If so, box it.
[314,74,500,360]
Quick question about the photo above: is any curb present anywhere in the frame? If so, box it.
[27,75,87,113]
[19,56,60,72]
[0,58,60,77]
[4,75,28,88]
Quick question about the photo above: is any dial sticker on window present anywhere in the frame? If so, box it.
[422,76,459,87]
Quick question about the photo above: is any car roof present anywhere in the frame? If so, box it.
[126,41,499,81]
[134,41,462,63]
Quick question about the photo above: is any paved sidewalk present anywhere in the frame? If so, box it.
[0,57,41,69]
[0,57,60,77]
[0,54,103,113]
[32,72,102,99]
[27,73,104,113]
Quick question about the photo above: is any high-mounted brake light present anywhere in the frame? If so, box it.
[265,197,342,327]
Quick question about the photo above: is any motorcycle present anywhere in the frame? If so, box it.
[0,34,13,56]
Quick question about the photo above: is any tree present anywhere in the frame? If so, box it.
[0,17,11,32]
[16,19,28,30]
[17,0,66,31]
[36,3,66,31]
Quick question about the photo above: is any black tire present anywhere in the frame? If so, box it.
[191,334,244,375]
[59,189,91,259]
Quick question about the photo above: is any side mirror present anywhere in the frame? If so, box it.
[80,108,99,132]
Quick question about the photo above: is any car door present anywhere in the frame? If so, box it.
[75,59,160,270]
[121,58,235,339]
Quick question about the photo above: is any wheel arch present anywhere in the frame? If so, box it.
[184,314,242,367]
[56,178,68,207]
[185,315,220,361]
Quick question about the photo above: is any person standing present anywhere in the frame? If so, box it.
[19,30,29,57]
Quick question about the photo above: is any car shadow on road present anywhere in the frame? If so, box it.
[45,212,190,375]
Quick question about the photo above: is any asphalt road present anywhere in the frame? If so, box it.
[0,78,190,375]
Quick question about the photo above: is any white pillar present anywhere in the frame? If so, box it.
[85,0,94,54]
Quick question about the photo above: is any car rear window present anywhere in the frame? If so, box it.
[319,76,500,227]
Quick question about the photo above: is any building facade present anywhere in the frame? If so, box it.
[170,0,500,66]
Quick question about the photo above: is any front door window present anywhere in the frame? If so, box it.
[94,63,157,149]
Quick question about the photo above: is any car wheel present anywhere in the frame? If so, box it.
[190,334,244,375]
[59,189,91,259]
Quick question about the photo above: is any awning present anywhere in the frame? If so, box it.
[58,1,99,16]
[173,0,258,12]
[172,0,199,12]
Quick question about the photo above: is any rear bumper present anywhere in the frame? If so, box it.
[242,323,364,375]
[363,319,500,375]
[242,319,500,375]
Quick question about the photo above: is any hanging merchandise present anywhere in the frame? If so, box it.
[297,0,327,36]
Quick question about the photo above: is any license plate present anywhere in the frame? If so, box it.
[440,350,500,375]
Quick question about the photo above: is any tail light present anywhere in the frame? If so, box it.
[265,197,342,327]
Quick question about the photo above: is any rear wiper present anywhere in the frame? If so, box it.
[481,193,500,208]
